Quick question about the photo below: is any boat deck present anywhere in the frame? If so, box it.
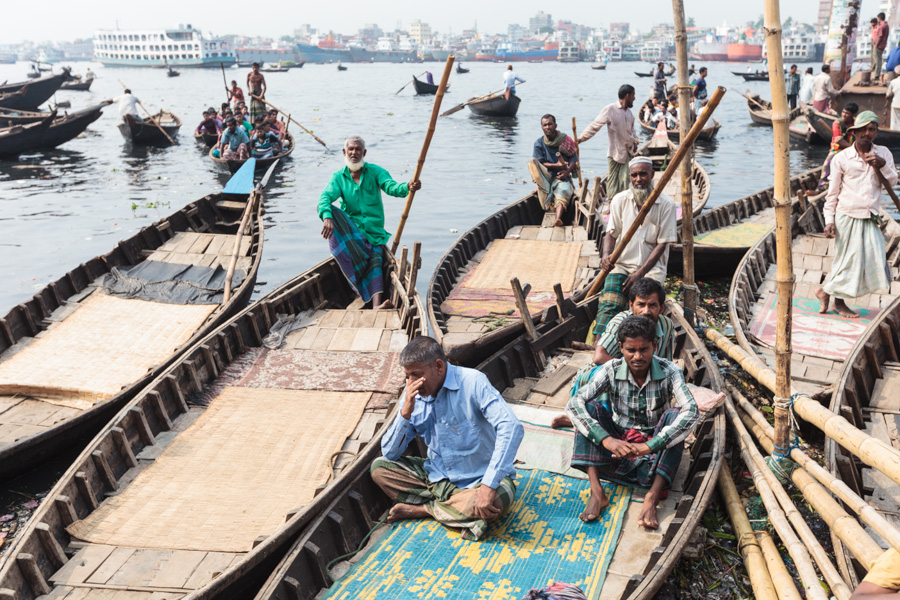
[694,206,775,248]
[862,363,900,540]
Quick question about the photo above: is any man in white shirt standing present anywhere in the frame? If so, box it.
[110,89,141,121]
[579,84,639,202]
[885,66,900,129]
[816,111,897,318]
[813,64,841,113]
[502,65,524,100]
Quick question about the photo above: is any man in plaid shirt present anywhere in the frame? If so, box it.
[564,315,699,529]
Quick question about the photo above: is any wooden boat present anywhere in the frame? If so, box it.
[0,102,108,153]
[728,196,900,397]
[0,111,55,158]
[337,64,348,71]
[59,79,92,91]
[592,64,607,70]
[25,71,40,79]
[806,106,900,148]
[167,69,180,77]
[427,182,602,365]
[260,65,289,73]
[0,247,426,599]
[826,294,900,588]
[638,100,720,141]
[411,75,447,95]
[746,93,802,126]
[254,298,725,600]
[635,71,654,77]
[0,68,69,110]
[456,65,470,74]
[118,110,181,145]
[734,71,769,81]
[0,174,269,482]
[466,90,521,117]
[194,130,220,147]
[211,131,294,174]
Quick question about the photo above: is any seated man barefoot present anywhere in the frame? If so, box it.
[527,113,578,227]
[371,336,524,541]
[851,548,900,598]
[564,316,699,529]
[218,116,250,160]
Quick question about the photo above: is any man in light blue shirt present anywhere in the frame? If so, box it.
[372,336,524,540]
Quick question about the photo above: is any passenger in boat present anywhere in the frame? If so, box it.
[372,336,524,541]
[591,156,677,339]
[503,65,525,100]
[425,71,434,85]
[84,68,95,81]
[851,547,900,598]
[653,62,667,102]
[579,84,639,202]
[195,111,220,136]
[318,136,421,309]
[527,114,578,227]
[249,119,282,159]
[265,109,284,138]
[565,315,699,529]
[228,80,245,105]
[786,65,801,110]
[886,67,900,129]
[111,89,141,122]
[819,102,859,187]
[816,111,897,319]
[813,64,841,113]
[218,116,250,161]
[247,63,267,125]
[800,67,816,104]
[207,107,223,129]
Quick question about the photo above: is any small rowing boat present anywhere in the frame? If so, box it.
[592,64,607,70]
[638,99,720,142]
[745,93,825,144]
[59,79,93,91]
[456,65,470,74]
[0,68,69,110]
[806,106,900,148]
[411,75,446,95]
[0,111,55,158]
[118,110,182,145]
[466,90,521,117]
[210,131,294,174]
[733,71,769,81]
[194,131,219,147]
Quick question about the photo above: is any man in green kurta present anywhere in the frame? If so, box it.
[318,136,421,309]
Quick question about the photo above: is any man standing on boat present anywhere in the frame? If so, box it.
[816,111,897,318]
[503,65,524,100]
[653,62,667,102]
[372,336,524,541]
[813,64,841,113]
[528,114,579,227]
[318,136,421,310]
[565,316,700,529]
[111,89,141,122]
[786,65,800,110]
[247,63,267,125]
[228,80,244,106]
[872,13,890,82]
[578,84,639,201]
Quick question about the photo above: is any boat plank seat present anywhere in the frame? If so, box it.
[284,309,407,353]
[147,231,251,271]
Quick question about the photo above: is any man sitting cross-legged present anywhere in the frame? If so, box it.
[564,315,700,529]
[371,336,524,541]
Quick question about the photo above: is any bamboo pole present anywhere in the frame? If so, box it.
[725,395,840,600]
[390,55,454,255]
[717,468,778,600]
[729,383,900,554]
[585,85,726,298]
[251,95,328,148]
[671,0,697,324]
[763,0,794,458]
[704,327,900,488]
[571,117,583,189]
[223,188,259,303]
[735,403,884,572]
[117,80,175,145]
[756,530,803,600]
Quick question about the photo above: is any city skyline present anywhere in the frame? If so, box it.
[4,0,834,45]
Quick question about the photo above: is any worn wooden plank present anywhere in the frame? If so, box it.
[349,328,386,353]
[85,548,138,585]
[389,330,409,352]
[316,311,344,328]
[356,311,377,328]
[290,326,320,351]
[51,545,117,585]
[530,365,577,397]
[146,551,207,590]
[338,311,361,329]
[106,550,173,587]
[182,553,240,589]
[309,328,336,351]
[326,329,357,352]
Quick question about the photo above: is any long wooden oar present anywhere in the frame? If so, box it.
[395,71,428,95]
[220,62,230,104]
[441,81,526,117]
[252,95,328,149]
[571,117,583,188]
[117,80,176,145]
[585,85,726,297]
[873,162,900,214]
[740,90,770,112]
[390,55,454,254]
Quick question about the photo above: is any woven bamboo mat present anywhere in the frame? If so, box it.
[463,239,581,293]
[67,387,371,552]
[0,293,216,405]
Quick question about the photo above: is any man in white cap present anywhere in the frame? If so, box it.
[590,156,677,338]
[886,66,900,129]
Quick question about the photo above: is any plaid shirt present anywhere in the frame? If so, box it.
[597,311,675,361]
[565,356,699,453]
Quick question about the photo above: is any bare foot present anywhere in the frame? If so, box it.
[580,489,610,522]
[814,287,830,314]
[374,299,394,310]
[833,299,859,319]
[551,414,573,429]
[387,503,429,523]
[637,494,660,529]
[554,218,564,227]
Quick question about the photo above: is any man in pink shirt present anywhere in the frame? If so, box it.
[816,111,897,318]
[578,84,639,202]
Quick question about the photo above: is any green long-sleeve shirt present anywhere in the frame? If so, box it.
[317,163,409,246]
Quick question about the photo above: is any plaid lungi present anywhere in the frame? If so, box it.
[328,207,385,303]
[606,158,630,201]
[823,213,891,300]
[571,404,683,489]
[249,89,265,123]
[370,455,516,541]
[591,273,628,337]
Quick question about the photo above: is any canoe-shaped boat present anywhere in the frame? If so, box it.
[734,71,769,81]
[0,68,69,110]
[826,294,900,587]
[210,131,294,174]
[0,111,55,158]
[746,93,802,126]
[592,64,607,70]
[59,79,93,91]
[729,196,900,397]
[411,75,446,95]
[638,100,720,142]
[806,106,900,148]
[467,91,521,117]
[118,110,182,145]
[0,102,108,154]
[634,71,654,77]
[456,66,470,74]
[0,176,268,482]
[337,65,348,71]
[427,182,602,366]
[254,297,725,600]
[167,69,181,77]
[0,249,426,599]
[194,131,220,147]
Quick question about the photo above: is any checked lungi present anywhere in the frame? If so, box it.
[571,404,683,490]
[328,207,385,303]
[249,89,265,124]
[591,273,629,338]
[606,158,630,201]
[823,213,891,300]
[370,455,516,541]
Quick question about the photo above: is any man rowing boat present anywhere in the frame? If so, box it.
[318,136,421,309]
[247,63,267,124]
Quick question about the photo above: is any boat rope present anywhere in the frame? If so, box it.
[323,513,390,581]
[768,394,801,482]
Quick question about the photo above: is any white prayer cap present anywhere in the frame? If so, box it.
[629,157,653,169]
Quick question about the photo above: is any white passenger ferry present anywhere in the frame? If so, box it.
[93,24,236,67]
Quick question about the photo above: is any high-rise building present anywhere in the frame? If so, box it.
[818,0,834,31]
[409,20,431,45]
[529,11,552,34]
[879,0,900,28]
[508,24,526,41]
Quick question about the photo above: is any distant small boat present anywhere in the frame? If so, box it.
[635,71,654,78]
[527,59,543,63]
[734,71,769,81]
[592,64,607,70]
[166,69,180,77]
[260,65,289,73]
[467,91,520,117]
[337,64,348,71]
[411,75,447,95]
[118,110,181,145]
[456,65,469,74]
[60,79,93,91]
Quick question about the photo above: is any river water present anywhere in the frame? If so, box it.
[3,58,883,309]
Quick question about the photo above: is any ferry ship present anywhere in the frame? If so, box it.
[494,42,558,62]
[348,37,418,63]
[93,24,236,68]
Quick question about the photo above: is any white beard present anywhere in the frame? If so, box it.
[631,185,652,204]
[346,158,366,172]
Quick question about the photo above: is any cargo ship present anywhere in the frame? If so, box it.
[691,41,728,61]
[348,47,418,63]
[727,43,762,61]
[93,24,236,67]
[494,42,558,62]
[295,42,350,63]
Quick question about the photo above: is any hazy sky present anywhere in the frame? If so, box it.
[5,0,862,45]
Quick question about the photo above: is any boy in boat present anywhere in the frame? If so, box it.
[565,315,700,529]
[247,63,267,124]
[318,136,421,309]
[372,336,524,541]
[218,116,250,161]
[818,102,859,187]
[816,111,897,318]
[578,84,639,202]
[851,548,900,598]
[195,110,220,136]
[265,109,284,138]
[527,114,578,227]
[249,118,282,159]
[228,80,244,105]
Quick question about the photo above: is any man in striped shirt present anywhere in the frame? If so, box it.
[564,316,700,529]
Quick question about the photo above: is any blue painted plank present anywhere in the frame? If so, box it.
[223,158,257,194]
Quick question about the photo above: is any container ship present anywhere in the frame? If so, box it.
[494,42,558,62]
[348,47,418,63]
[727,43,762,61]
[93,24,236,67]
[295,42,351,63]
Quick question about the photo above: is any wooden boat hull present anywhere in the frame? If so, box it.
[0,254,426,599]
[60,79,92,91]
[0,112,54,158]
[118,111,181,145]
[734,72,769,81]
[411,75,441,95]
[210,132,294,173]
[638,115,720,141]
[253,298,725,600]
[467,93,520,117]
[635,72,653,77]
[194,131,220,147]
[746,94,802,126]
[456,67,470,74]
[0,69,69,110]
[806,107,900,148]
[592,64,607,70]
[0,191,266,482]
